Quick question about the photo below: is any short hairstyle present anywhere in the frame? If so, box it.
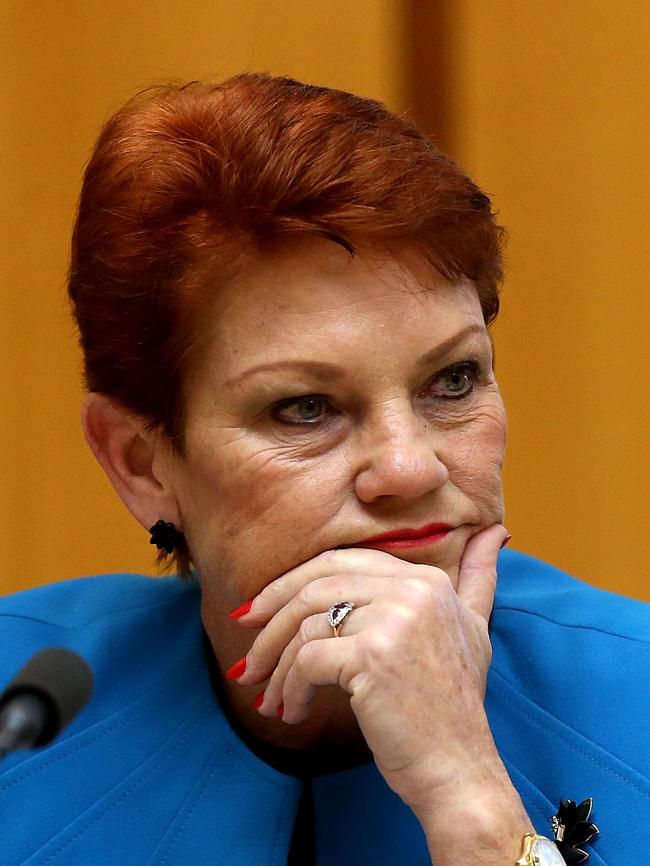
[68,72,506,576]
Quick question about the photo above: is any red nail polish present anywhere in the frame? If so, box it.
[226,656,247,680]
[251,691,265,710]
[500,534,513,550]
[228,600,253,620]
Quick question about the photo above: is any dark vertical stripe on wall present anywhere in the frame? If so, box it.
[404,0,455,156]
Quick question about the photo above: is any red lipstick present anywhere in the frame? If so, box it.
[345,522,454,551]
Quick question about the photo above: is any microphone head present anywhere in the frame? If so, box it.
[0,648,93,746]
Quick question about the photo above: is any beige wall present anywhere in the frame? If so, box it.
[438,1,650,599]
[2,2,648,600]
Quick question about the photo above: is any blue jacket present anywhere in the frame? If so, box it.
[0,549,648,865]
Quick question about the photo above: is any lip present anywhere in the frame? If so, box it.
[342,522,455,551]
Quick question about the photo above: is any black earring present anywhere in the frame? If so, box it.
[149,520,181,555]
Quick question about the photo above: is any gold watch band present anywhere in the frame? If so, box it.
[516,832,566,865]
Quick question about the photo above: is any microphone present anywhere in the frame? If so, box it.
[0,648,93,759]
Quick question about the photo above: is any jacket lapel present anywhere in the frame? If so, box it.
[487,666,650,864]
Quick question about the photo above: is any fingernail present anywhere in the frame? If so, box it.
[228,600,253,620]
[226,656,247,680]
[251,691,265,710]
[500,534,513,550]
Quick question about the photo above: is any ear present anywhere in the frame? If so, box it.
[81,392,182,533]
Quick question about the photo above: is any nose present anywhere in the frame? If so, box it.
[354,405,449,503]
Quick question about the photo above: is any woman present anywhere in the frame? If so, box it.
[0,73,647,866]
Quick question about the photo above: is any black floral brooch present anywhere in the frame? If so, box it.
[551,798,599,864]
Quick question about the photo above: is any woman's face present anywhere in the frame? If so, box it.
[166,238,507,617]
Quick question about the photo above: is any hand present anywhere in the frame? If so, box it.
[231,523,509,812]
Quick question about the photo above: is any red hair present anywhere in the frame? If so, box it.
[68,73,505,574]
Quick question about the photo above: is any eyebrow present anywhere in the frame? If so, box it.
[225,323,489,388]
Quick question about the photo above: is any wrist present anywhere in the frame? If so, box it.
[412,776,534,866]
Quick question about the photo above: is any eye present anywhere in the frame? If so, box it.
[428,361,480,399]
[271,395,331,425]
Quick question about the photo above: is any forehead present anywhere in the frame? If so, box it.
[198,238,486,379]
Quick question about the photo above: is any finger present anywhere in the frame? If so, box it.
[280,636,356,724]
[455,523,508,621]
[257,606,370,715]
[234,547,423,625]
[238,574,381,684]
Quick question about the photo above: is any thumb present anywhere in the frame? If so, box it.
[456,524,509,622]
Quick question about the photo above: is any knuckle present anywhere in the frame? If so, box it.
[320,546,389,569]
[484,566,498,587]
[318,548,346,568]
[389,602,420,628]
[297,614,319,644]
[403,576,436,603]
[296,581,317,610]
[248,631,267,661]
[424,566,452,590]
[295,641,316,670]
[259,576,287,605]
[362,627,393,659]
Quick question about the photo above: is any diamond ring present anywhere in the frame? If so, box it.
[327,602,355,637]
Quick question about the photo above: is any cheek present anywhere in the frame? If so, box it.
[443,407,507,501]
[181,437,347,595]
[219,447,341,527]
